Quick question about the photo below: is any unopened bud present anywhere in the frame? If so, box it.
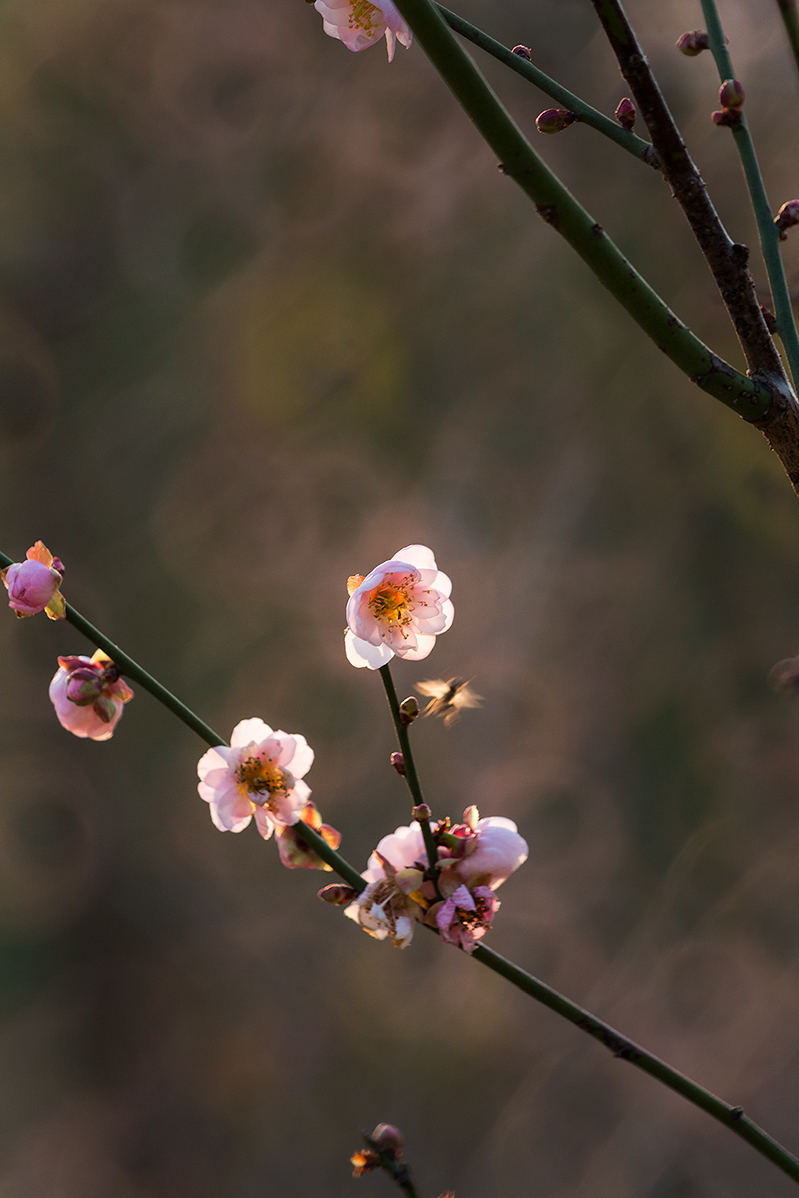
[676,29,709,56]
[370,1124,405,1154]
[398,696,419,726]
[390,752,406,776]
[511,45,531,60]
[719,79,745,109]
[536,108,576,135]
[65,667,104,706]
[412,803,431,822]
[712,108,741,127]
[614,97,636,130]
[775,199,799,240]
[318,883,358,906]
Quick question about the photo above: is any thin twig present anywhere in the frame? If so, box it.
[699,0,799,388]
[378,663,440,875]
[589,0,786,385]
[435,4,657,166]
[776,0,799,82]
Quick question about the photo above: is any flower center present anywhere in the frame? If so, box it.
[368,581,412,625]
[348,0,379,34]
[235,755,292,805]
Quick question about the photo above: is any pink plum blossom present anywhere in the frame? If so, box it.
[314,0,412,61]
[197,718,314,839]
[345,857,427,948]
[433,883,499,953]
[3,541,65,619]
[49,650,133,740]
[442,814,529,890]
[345,544,453,670]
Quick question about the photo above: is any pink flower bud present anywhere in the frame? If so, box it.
[412,803,431,821]
[676,29,709,56]
[49,651,133,740]
[2,541,65,619]
[390,752,406,776]
[452,817,528,890]
[318,883,359,906]
[719,79,745,109]
[712,108,741,128]
[370,1124,405,1154]
[536,108,576,135]
[511,45,531,60]
[775,200,799,240]
[614,97,636,130]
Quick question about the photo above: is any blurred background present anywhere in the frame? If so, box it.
[1,0,799,1194]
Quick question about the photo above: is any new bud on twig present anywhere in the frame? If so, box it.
[318,883,358,905]
[719,79,745,109]
[711,108,741,128]
[370,1124,405,1154]
[614,97,636,130]
[676,29,709,55]
[775,200,799,240]
[390,752,406,776]
[536,108,576,135]
[511,45,531,60]
[398,696,419,726]
[412,803,431,822]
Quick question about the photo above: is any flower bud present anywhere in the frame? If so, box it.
[370,1124,404,1154]
[390,752,406,776]
[412,803,431,822]
[712,108,741,127]
[511,45,531,60]
[398,696,419,726]
[614,97,636,130]
[775,199,799,240]
[676,29,709,55]
[64,667,105,705]
[719,79,745,109]
[318,883,359,905]
[536,108,576,135]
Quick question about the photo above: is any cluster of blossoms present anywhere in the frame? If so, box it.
[50,650,134,740]
[333,808,528,952]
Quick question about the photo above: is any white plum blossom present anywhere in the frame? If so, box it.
[197,718,314,839]
[345,821,429,947]
[314,0,412,61]
[345,544,454,670]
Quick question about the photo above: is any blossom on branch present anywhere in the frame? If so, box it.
[345,544,454,670]
[432,883,499,953]
[3,541,65,619]
[49,650,133,740]
[275,799,341,870]
[197,718,313,838]
[314,0,412,61]
[440,812,529,890]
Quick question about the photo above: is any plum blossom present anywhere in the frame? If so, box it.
[197,718,313,839]
[441,812,528,890]
[3,541,65,619]
[49,650,133,740]
[345,544,453,670]
[345,820,430,946]
[275,800,341,870]
[314,0,412,61]
[433,883,500,953]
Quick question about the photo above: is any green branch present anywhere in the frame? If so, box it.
[435,5,656,166]
[472,942,799,1185]
[378,663,440,875]
[386,0,774,418]
[700,0,799,387]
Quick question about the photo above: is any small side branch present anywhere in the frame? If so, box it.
[590,0,786,383]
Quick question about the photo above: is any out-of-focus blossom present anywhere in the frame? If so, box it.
[49,650,133,740]
[345,544,453,670]
[197,718,313,838]
[432,883,499,953]
[314,0,411,61]
[440,812,528,890]
[3,541,65,619]
[416,677,482,725]
[275,800,341,870]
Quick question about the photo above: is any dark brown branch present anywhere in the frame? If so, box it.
[590,0,786,384]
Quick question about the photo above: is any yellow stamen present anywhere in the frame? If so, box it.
[235,755,291,804]
[348,0,379,32]
[368,582,411,625]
